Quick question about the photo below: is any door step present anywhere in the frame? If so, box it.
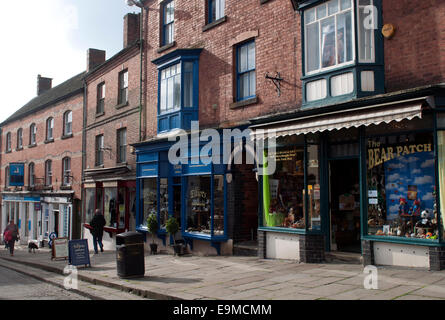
[233,241,258,257]
[325,251,363,264]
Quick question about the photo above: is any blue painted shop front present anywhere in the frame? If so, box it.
[135,137,229,255]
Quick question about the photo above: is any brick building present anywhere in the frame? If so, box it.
[0,72,85,245]
[82,13,143,250]
[133,0,445,269]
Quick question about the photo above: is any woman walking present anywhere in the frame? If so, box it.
[4,219,18,256]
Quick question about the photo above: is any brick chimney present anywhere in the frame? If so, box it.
[37,75,52,96]
[123,13,141,48]
[86,48,106,72]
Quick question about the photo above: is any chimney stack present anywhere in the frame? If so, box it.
[37,75,52,96]
[87,48,106,72]
[123,13,141,48]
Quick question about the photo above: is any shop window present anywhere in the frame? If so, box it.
[84,188,96,225]
[118,187,126,229]
[262,145,306,229]
[160,178,169,229]
[366,132,439,240]
[307,143,321,230]
[185,175,225,236]
[142,178,157,228]
[104,188,118,228]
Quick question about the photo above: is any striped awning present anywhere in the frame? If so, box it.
[250,99,427,141]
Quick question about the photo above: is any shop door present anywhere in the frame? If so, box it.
[329,159,361,253]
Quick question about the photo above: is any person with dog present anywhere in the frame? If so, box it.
[90,208,106,254]
[3,219,19,256]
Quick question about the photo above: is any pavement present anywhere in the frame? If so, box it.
[1,244,445,300]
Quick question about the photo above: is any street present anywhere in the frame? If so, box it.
[0,264,89,300]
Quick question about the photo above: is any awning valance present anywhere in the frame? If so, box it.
[250,98,427,140]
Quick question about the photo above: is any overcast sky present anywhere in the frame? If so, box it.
[0,0,138,123]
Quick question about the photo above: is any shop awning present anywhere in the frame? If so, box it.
[250,98,427,140]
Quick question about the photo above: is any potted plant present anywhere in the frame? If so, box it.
[146,213,159,254]
[165,217,182,256]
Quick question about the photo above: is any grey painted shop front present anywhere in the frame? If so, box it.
[251,92,445,270]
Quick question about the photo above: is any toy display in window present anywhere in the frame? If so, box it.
[187,189,211,234]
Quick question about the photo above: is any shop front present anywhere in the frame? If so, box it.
[83,168,137,251]
[251,93,445,270]
[134,132,245,256]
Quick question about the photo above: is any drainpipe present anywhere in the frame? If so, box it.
[81,78,88,240]
[138,5,147,142]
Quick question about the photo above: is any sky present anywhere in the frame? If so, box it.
[0,0,138,123]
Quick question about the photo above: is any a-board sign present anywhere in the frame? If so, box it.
[68,239,91,267]
[51,237,69,261]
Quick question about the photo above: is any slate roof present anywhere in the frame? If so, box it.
[0,71,86,127]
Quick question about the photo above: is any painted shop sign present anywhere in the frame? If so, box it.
[367,141,432,170]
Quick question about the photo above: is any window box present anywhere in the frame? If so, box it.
[202,15,227,32]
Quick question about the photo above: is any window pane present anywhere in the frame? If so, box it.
[214,175,225,236]
[341,0,352,10]
[118,187,126,229]
[248,42,255,70]
[305,8,316,24]
[358,6,374,61]
[317,4,327,19]
[167,77,174,110]
[85,189,96,226]
[337,11,353,64]
[249,70,256,97]
[160,79,167,112]
[366,132,438,240]
[328,0,339,15]
[239,45,248,73]
[184,69,193,107]
[174,73,181,109]
[306,23,320,72]
[438,131,445,240]
[321,17,336,68]
[160,178,169,229]
[104,188,117,227]
[239,73,249,99]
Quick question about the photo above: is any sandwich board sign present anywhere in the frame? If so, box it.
[51,238,69,261]
[68,239,91,268]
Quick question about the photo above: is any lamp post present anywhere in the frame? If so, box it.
[126,0,145,142]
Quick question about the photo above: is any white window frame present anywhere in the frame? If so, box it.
[304,0,356,76]
[64,111,73,136]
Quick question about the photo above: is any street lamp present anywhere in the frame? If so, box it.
[125,0,146,142]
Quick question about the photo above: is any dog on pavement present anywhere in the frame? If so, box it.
[28,240,39,253]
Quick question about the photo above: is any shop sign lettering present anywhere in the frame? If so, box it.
[368,141,432,170]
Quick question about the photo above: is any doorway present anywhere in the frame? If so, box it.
[54,210,59,236]
[329,159,361,253]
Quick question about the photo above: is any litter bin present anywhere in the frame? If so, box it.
[116,231,145,278]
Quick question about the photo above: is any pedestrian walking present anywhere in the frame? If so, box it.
[3,219,19,256]
[90,209,106,254]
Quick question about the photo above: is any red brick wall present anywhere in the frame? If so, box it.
[144,0,300,136]
[0,94,83,199]
[382,0,445,92]
[85,49,141,171]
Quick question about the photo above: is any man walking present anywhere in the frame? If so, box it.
[90,209,106,254]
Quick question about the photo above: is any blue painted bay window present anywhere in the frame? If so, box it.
[298,0,384,108]
[152,49,202,133]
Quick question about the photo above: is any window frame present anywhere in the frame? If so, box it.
[16,128,23,149]
[208,0,225,24]
[303,0,356,76]
[62,157,71,186]
[236,40,256,102]
[95,134,104,167]
[45,160,52,186]
[29,123,37,145]
[46,117,54,141]
[63,111,73,136]
[118,70,129,106]
[117,128,127,164]
[5,166,9,187]
[5,132,11,152]
[161,0,175,47]
[96,82,106,114]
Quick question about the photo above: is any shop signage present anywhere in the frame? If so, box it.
[68,239,91,267]
[268,149,298,162]
[367,141,432,169]
[9,163,25,187]
[52,238,69,261]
